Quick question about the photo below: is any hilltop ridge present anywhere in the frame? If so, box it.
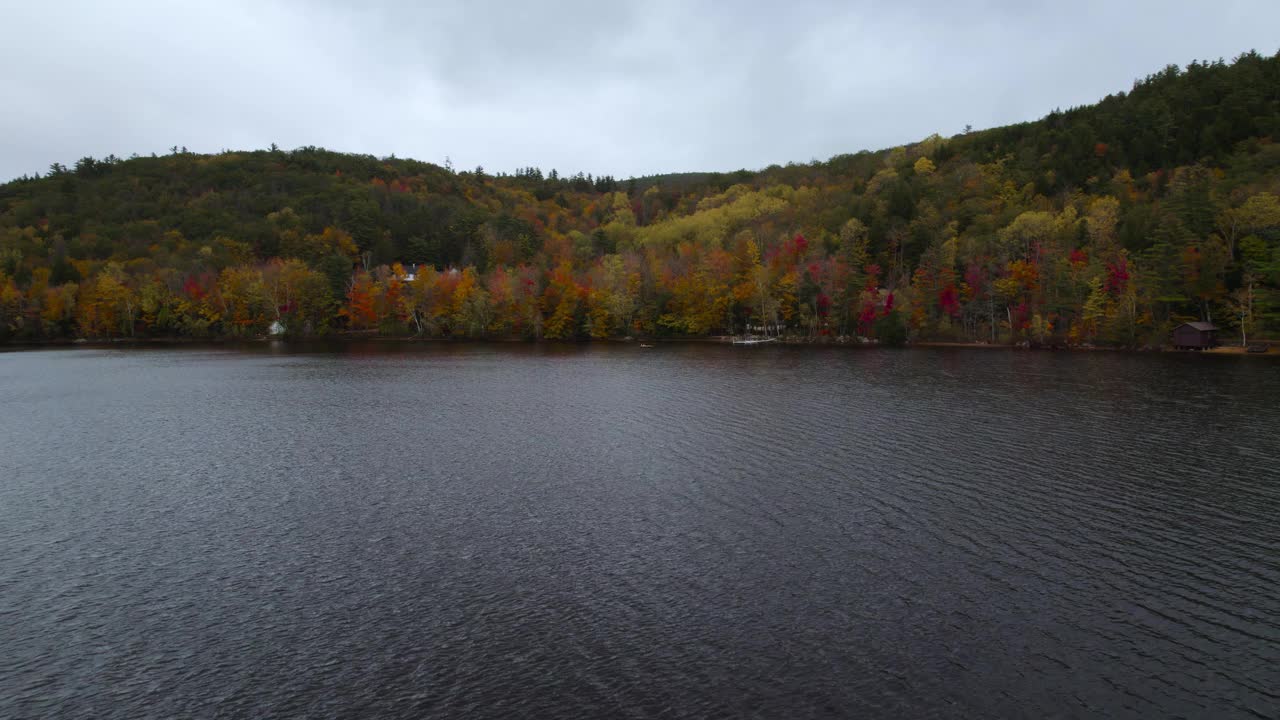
[2,50,1278,344]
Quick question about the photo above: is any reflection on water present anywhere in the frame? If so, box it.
[1,344,1278,718]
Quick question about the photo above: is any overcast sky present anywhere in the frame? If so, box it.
[3,1,1278,182]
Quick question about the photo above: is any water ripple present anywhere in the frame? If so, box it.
[0,343,1278,719]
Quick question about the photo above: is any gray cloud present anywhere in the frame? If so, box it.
[3,0,1278,181]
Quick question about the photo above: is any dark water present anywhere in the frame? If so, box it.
[1,343,1278,719]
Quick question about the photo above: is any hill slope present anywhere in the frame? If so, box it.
[2,50,1279,344]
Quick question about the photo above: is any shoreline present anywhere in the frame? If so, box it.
[2,334,1276,357]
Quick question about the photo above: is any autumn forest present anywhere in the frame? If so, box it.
[2,51,1280,347]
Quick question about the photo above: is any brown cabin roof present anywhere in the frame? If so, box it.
[1178,322,1218,331]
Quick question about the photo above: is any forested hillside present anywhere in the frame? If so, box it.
[2,51,1279,345]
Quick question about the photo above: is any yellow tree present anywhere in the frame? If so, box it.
[405,266,440,335]
[450,268,491,337]
[542,261,581,339]
[137,275,182,335]
[262,258,333,335]
[584,288,613,339]
[730,236,770,333]
[1085,196,1121,259]
[1080,277,1109,343]
[774,268,799,329]
[585,254,640,336]
[78,263,137,338]
[217,265,266,335]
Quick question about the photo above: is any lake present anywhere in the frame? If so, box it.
[1,343,1277,718]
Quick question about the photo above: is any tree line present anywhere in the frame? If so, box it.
[2,50,1279,346]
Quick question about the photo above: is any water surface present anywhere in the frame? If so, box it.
[1,343,1277,718]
